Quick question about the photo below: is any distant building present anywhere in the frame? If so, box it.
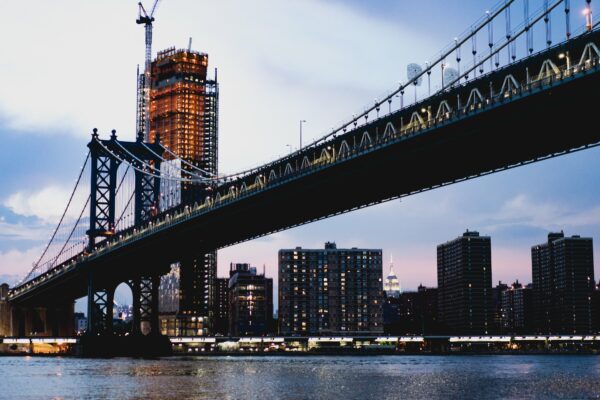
[0,284,10,336]
[212,277,230,335]
[383,284,440,335]
[532,232,595,334]
[279,242,384,336]
[501,281,533,334]
[74,312,87,335]
[383,257,401,298]
[491,281,509,334]
[229,263,273,337]
[437,230,493,334]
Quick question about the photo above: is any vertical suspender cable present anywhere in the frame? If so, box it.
[564,0,571,39]
[545,0,552,47]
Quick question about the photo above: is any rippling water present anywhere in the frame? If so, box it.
[3,355,600,399]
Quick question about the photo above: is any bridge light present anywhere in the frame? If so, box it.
[558,53,566,59]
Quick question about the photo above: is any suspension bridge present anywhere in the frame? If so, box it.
[2,0,600,355]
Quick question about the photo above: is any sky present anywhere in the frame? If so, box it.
[0,0,599,307]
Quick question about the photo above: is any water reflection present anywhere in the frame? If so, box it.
[2,355,600,399]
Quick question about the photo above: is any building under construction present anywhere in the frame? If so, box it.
[151,47,219,336]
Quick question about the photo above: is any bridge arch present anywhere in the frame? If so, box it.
[579,42,600,67]
[382,122,397,140]
[359,131,373,148]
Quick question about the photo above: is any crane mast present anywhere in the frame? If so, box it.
[136,0,161,141]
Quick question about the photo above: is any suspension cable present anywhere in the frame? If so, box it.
[27,152,90,281]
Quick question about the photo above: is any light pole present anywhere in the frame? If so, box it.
[299,120,306,149]
[286,144,292,154]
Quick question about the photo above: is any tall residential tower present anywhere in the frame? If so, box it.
[437,230,493,334]
[154,47,219,336]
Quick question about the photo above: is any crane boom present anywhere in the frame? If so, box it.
[135,0,161,141]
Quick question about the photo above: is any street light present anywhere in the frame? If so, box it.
[299,120,307,149]
[583,3,593,32]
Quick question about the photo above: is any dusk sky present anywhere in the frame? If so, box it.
[1,0,599,306]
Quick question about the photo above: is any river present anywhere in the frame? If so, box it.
[2,355,600,399]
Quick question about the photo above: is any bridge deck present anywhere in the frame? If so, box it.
[10,29,600,305]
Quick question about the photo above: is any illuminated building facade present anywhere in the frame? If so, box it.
[228,263,273,337]
[152,47,219,336]
[383,257,401,298]
[278,242,384,336]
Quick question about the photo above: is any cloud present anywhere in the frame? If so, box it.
[3,185,86,225]
[482,194,600,232]
[0,246,44,285]
[0,220,49,243]
[0,0,436,175]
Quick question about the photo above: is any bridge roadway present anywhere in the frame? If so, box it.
[9,29,600,307]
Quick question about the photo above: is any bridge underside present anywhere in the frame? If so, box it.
[11,38,600,309]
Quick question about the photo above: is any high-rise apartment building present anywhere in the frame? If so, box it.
[278,242,384,336]
[437,230,493,334]
[228,263,273,337]
[532,232,595,334]
[152,47,219,336]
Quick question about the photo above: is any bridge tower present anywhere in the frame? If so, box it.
[86,129,165,340]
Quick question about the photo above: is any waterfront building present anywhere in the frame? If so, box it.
[532,232,595,334]
[228,263,273,337]
[500,281,533,334]
[151,47,219,336]
[437,230,493,334]
[279,242,384,336]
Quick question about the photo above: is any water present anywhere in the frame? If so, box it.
[2,355,600,399]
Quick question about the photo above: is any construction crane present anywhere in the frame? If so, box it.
[136,0,162,141]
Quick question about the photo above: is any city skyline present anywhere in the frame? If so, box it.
[1,0,600,303]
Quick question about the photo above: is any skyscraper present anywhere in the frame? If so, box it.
[152,47,219,336]
[437,230,492,334]
[532,232,595,334]
[279,242,383,336]
[383,256,401,298]
[228,263,273,337]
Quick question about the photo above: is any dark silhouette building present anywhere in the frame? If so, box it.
[212,278,230,335]
[279,242,383,336]
[228,263,273,337]
[532,232,595,334]
[500,281,533,334]
[383,284,440,335]
[437,230,493,334]
[492,281,509,333]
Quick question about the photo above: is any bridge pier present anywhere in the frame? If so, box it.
[79,273,170,357]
